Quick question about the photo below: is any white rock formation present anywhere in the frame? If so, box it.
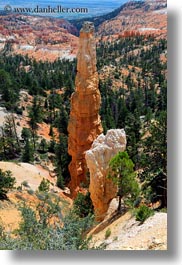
[85,129,126,221]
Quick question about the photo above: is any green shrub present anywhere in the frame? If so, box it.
[73,192,94,218]
[105,228,111,239]
[27,189,34,195]
[160,208,167,213]
[38,178,50,192]
[0,197,95,250]
[21,181,30,189]
[135,205,154,223]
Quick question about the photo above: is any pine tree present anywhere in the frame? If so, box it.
[0,169,15,200]
[28,96,44,149]
[140,111,167,208]
[57,105,69,135]
[108,151,140,212]
[22,139,34,163]
[0,114,20,159]
[0,69,18,110]
[55,135,71,186]
[38,178,50,192]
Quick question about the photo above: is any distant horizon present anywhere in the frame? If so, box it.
[0,0,130,19]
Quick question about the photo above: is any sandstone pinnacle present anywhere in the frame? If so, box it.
[67,22,103,195]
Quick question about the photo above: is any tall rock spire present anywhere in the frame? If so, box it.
[68,22,103,194]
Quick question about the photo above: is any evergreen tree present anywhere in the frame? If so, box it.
[139,111,167,208]
[0,115,20,159]
[22,139,34,163]
[56,171,65,190]
[39,139,48,153]
[28,96,44,149]
[125,112,141,164]
[0,169,15,200]
[73,192,94,218]
[55,135,71,187]
[38,178,50,193]
[108,151,140,212]
[56,105,69,135]
[0,69,18,110]
[21,128,32,141]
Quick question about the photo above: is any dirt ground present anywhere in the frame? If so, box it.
[0,161,72,233]
[0,161,54,191]
[0,201,21,232]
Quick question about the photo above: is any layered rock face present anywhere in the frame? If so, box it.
[68,22,103,194]
[85,129,126,221]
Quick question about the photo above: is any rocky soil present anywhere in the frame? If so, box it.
[90,211,167,250]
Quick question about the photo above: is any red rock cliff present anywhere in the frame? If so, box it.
[68,22,103,194]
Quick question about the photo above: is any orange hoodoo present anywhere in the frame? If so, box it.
[67,22,103,195]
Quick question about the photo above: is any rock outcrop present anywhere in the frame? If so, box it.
[68,22,103,194]
[85,129,126,221]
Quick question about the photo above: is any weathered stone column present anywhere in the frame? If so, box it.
[68,22,103,194]
[85,129,127,221]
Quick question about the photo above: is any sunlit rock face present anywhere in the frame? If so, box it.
[85,129,126,221]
